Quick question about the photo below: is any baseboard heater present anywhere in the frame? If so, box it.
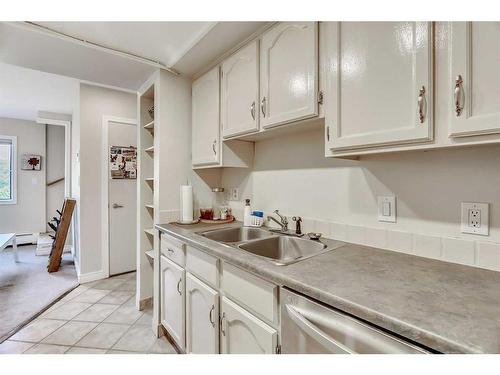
[15,233,37,245]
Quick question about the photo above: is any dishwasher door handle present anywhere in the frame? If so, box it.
[285,304,354,354]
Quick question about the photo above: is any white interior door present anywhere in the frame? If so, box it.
[449,22,500,137]
[325,22,433,151]
[160,255,186,350]
[186,272,219,354]
[220,296,277,354]
[108,120,137,275]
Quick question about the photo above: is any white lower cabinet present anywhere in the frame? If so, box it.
[160,255,185,350]
[220,296,278,354]
[186,272,219,354]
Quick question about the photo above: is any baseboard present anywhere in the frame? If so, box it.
[139,297,152,310]
[78,269,107,284]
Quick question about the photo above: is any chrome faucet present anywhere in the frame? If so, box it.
[267,210,288,231]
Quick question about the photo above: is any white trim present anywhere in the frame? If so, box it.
[0,135,17,205]
[36,117,72,199]
[78,269,107,284]
[80,80,138,95]
[101,116,137,279]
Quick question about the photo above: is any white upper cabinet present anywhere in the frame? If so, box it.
[160,255,185,350]
[325,22,433,151]
[260,22,319,129]
[449,22,500,137]
[220,296,277,354]
[221,40,260,138]
[192,67,220,166]
[186,273,219,354]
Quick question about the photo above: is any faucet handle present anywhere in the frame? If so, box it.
[292,216,302,235]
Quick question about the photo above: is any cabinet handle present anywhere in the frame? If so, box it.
[250,101,256,120]
[454,75,464,117]
[212,139,217,155]
[167,248,174,253]
[418,86,427,124]
[261,97,266,117]
[220,312,226,336]
[326,126,330,142]
[176,278,182,295]
[209,304,215,327]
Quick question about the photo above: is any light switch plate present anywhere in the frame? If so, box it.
[461,202,489,236]
[378,196,396,223]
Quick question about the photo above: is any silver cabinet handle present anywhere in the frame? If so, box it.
[454,75,464,117]
[209,304,215,327]
[220,312,226,336]
[326,126,330,142]
[176,278,182,295]
[112,203,124,209]
[418,86,427,124]
[212,139,217,155]
[250,101,256,120]
[260,97,266,117]
[167,248,174,253]
[285,304,354,354]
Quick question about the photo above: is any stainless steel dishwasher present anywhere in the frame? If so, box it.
[280,288,429,354]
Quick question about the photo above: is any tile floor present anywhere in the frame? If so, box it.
[0,272,177,354]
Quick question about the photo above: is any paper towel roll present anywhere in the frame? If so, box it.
[180,185,193,222]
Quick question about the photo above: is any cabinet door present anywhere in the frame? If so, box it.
[160,255,185,349]
[186,273,219,354]
[449,22,500,137]
[260,22,318,129]
[325,22,433,151]
[192,67,220,166]
[220,297,277,354]
[221,40,260,138]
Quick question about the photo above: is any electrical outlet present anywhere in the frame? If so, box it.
[461,202,489,236]
[229,188,239,201]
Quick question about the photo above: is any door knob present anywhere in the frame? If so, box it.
[112,203,124,209]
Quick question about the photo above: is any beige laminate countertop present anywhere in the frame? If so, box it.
[156,221,500,353]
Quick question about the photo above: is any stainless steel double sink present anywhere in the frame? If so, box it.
[198,226,340,266]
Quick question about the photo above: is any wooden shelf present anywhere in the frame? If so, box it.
[145,177,154,182]
[145,250,154,261]
[143,120,154,129]
[145,204,154,209]
[144,228,155,236]
[145,146,154,154]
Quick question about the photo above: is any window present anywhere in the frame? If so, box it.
[0,136,16,204]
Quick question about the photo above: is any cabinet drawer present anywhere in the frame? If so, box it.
[186,246,219,288]
[221,262,278,326]
[160,233,186,267]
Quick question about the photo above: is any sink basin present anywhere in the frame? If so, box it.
[199,227,274,243]
[238,236,329,265]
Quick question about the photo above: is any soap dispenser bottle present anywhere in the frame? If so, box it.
[243,199,252,226]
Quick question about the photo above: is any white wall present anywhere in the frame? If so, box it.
[79,83,136,276]
[46,124,65,231]
[0,118,46,235]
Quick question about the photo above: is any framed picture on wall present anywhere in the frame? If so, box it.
[21,154,42,170]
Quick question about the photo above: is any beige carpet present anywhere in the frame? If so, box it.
[0,244,78,342]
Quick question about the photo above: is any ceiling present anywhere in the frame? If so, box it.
[38,22,216,67]
[0,21,269,90]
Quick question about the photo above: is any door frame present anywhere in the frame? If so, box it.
[36,113,73,254]
[101,115,137,278]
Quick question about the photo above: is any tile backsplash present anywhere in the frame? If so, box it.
[232,208,500,273]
